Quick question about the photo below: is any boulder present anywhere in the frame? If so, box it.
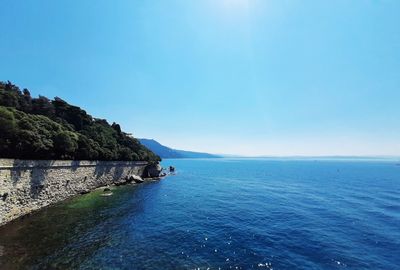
[144,163,163,178]
[127,174,144,183]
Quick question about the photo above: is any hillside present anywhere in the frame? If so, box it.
[0,81,160,161]
[139,139,221,159]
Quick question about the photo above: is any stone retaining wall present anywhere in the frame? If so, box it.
[0,159,148,226]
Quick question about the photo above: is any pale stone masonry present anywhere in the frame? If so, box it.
[0,159,148,226]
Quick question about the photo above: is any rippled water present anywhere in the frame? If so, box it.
[0,159,399,269]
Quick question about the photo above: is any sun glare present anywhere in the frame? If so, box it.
[220,0,251,12]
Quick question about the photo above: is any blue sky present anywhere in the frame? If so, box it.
[1,0,399,156]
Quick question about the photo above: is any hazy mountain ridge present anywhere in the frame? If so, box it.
[139,139,221,159]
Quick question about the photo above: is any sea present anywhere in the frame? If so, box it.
[0,158,399,269]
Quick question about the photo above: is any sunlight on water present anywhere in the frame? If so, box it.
[0,159,399,269]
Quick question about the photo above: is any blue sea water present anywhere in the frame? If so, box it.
[0,159,399,269]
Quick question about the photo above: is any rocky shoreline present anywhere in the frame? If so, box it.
[113,162,165,186]
[0,159,167,226]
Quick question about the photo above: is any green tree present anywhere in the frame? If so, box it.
[0,107,16,136]
[54,131,78,158]
[0,81,161,162]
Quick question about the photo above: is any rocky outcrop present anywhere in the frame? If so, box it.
[114,174,144,186]
[128,174,144,183]
[143,163,163,178]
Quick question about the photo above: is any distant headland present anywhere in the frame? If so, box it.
[139,138,222,159]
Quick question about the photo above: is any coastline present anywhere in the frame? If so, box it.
[0,159,163,226]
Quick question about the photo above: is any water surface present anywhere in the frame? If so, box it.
[0,159,399,269]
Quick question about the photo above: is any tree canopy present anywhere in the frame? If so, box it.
[0,81,160,161]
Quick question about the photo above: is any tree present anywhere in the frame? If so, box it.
[0,107,16,137]
[0,81,161,161]
[32,95,55,117]
[54,131,78,158]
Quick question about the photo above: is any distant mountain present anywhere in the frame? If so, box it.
[139,139,221,159]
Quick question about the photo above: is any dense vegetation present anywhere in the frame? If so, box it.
[0,81,160,161]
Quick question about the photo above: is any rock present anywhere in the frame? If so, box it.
[144,163,163,178]
[169,166,175,172]
[79,189,90,195]
[132,175,144,183]
[126,174,144,183]
[0,193,9,201]
[103,187,111,192]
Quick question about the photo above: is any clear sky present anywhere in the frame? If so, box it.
[1,0,399,156]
